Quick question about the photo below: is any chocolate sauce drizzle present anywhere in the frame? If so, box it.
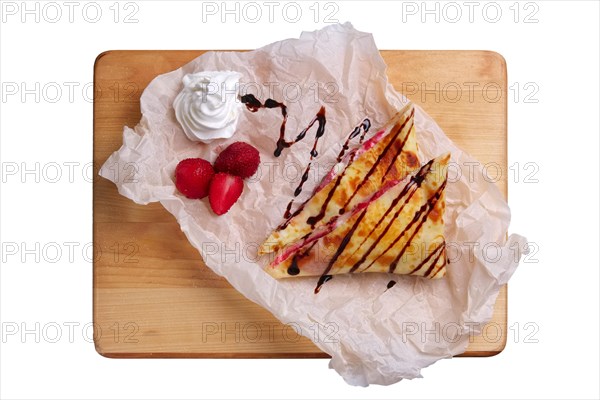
[241,93,328,226]
[306,118,371,228]
[243,95,430,290]
[380,120,414,184]
[279,110,407,234]
[314,274,333,294]
[287,257,300,276]
[241,93,327,159]
[314,209,368,294]
[279,107,326,221]
[283,111,417,293]
[429,257,447,279]
[279,198,307,229]
[241,94,288,157]
[339,108,415,215]
[336,118,371,163]
[287,241,317,276]
[410,240,446,277]
[312,159,446,292]
[386,180,446,273]
[359,176,445,274]
[348,159,434,273]
[279,118,371,230]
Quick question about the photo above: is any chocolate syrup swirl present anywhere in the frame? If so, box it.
[241,95,287,154]
[279,107,326,222]
[242,93,327,158]
[241,94,329,226]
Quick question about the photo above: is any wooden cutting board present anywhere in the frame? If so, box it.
[93,50,508,358]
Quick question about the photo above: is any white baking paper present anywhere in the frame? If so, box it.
[99,23,527,386]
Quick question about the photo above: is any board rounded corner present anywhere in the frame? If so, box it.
[485,50,507,73]
[94,50,116,72]
[93,333,116,359]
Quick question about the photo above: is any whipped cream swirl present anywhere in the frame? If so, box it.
[174,71,242,143]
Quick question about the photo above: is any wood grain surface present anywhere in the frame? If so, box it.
[93,50,508,358]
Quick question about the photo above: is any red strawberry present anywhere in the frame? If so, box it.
[214,142,260,179]
[208,173,244,215]
[175,158,214,199]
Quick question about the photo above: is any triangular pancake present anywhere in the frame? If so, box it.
[265,153,450,282]
[259,104,420,255]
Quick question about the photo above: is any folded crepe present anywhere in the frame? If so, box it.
[265,153,450,285]
[259,104,420,255]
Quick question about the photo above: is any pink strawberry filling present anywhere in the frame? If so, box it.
[314,129,386,193]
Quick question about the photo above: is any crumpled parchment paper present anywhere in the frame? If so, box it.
[99,22,527,386]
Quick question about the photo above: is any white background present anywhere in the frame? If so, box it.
[0,1,598,399]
